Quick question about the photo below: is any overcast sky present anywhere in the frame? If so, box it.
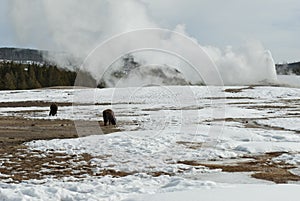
[0,0,299,63]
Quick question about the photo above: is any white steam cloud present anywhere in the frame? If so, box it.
[203,40,277,85]
[9,0,277,86]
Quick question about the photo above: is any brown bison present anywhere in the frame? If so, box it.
[103,109,116,126]
[49,103,58,116]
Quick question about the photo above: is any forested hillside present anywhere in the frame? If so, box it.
[0,47,45,63]
[0,61,77,90]
[276,62,300,75]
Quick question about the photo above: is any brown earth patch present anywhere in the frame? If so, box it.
[224,86,255,93]
[205,97,255,100]
[0,101,138,108]
[0,144,134,183]
[0,144,174,183]
[206,117,299,133]
[0,114,170,183]
[176,141,203,149]
[178,152,300,183]
[246,105,296,110]
[0,101,73,108]
[0,116,121,146]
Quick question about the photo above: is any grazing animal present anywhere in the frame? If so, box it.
[103,109,116,126]
[49,103,58,116]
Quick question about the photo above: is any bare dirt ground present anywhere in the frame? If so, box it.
[0,95,299,184]
[0,113,124,183]
[0,114,170,183]
[1,114,299,184]
[177,152,300,184]
[0,114,186,183]
[0,116,120,147]
[0,116,77,146]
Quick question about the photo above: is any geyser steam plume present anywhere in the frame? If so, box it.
[9,0,277,86]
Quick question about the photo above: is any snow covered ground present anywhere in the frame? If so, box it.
[0,84,300,200]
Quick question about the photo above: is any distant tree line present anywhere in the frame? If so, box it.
[0,61,77,90]
[275,61,300,75]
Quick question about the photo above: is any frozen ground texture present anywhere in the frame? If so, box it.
[0,84,300,200]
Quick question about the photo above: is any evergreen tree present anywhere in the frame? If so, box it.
[27,65,41,88]
[16,66,28,89]
[4,72,16,90]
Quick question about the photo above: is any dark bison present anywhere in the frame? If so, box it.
[103,109,116,126]
[49,103,58,116]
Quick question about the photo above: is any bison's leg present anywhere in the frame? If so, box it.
[49,109,57,116]
[109,116,116,125]
[103,111,108,126]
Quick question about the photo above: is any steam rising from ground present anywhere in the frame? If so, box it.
[9,0,277,86]
[204,41,277,85]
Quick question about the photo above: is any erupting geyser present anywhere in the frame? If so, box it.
[9,0,279,87]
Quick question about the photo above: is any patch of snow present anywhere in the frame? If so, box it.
[126,184,300,201]
[257,118,300,132]
[1,84,300,200]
